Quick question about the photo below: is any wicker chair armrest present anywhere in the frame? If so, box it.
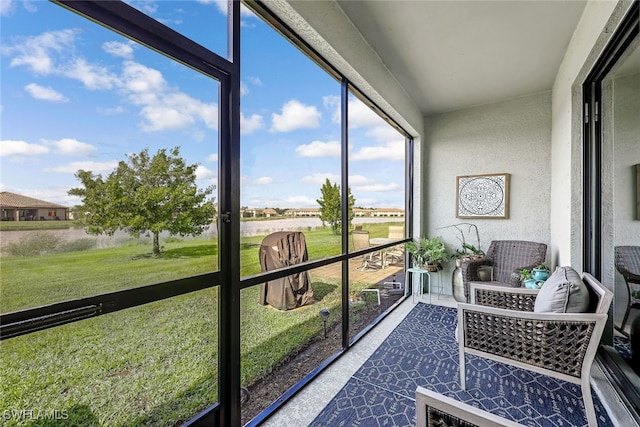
[457,303,607,380]
[469,282,539,311]
[461,258,491,282]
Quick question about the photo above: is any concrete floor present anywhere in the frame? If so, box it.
[262,294,637,427]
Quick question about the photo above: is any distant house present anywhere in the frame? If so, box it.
[284,207,320,217]
[284,207,404,218]
[353,208,374,217]
[262,208,278,217]
[371,207,404,217]
[240,207,280,218]
[0,191,70,221]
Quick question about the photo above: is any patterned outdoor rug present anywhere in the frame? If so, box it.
[310,303,614,426]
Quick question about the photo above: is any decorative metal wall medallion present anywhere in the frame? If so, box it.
[456,173,510,219]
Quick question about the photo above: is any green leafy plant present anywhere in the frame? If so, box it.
[511,268,533,285]
[439,223,484,261]
[406,236,450,269]
[534,262,548,271]
[69,147,215,256]
[456,243,485,259]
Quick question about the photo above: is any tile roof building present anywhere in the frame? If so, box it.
[0,191,70,221]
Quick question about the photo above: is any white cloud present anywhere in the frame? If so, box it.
[1,0,15,16]
[128,0,158,15]
[285,195,316,206]
[354,182,399,192]
[324,95,341,123]
[0,0,34,16]
[44,161,118,174]
[206,153,218,162]
[367,125,403,142]
[240,81,249,96]
[240,77,262,96]
[296,140,340,158]
[351,140,405,161]
[103,41,134,59]
[241,112,264,135]
[24,83,68,102]
[97,106,125,115]
[301,173,340,185]
[348,98,385,129]
[22,0,37,13]
[349,175,375,185]
[5,29,78,75]
[0,140,49,156]
[196,165,216,180]
[63,58,119,90]
[122,61,165,94]
[199,0,255,17]
[254,176,273,185]
[271,100,320,132]
[139,106,195,131]
[248,76,262,86]
[122,61,219,132]
[45,138,97,156]
[5,30,218,137]
[327,96,384,128]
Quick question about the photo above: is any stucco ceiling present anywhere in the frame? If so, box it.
[336,0,587,116]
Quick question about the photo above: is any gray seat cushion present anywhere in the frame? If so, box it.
[534,266,590,313]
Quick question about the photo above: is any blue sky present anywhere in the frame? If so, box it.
[1,0,406,210]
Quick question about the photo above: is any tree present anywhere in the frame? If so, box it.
[69,147,214,256]
[316,178,355,235]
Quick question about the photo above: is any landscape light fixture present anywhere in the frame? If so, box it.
[319,308,330,338]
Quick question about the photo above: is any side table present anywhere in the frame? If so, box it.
[405,267,440,303]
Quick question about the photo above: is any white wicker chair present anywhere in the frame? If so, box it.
[416,386,525,427]
[457,273,612,427]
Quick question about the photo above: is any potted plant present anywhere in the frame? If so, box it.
[511,268,541,289]
[453,243,486,267]
[531,262,550,282]
[407,236,450,271]
[438,223,484,267]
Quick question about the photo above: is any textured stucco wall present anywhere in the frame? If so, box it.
[424,92,552,290]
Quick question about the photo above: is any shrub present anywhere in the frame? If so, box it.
[57,238,98,253]
[6,231,61,256]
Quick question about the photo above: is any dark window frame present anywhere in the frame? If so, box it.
[3,1,415,426]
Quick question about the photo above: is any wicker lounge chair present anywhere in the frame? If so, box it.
[614,246,640,337]
[416,386,525,427]
[460,240,547,302]
[457,272,612,427]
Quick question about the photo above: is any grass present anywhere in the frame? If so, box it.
[0,220,75,231]
[0,222,401,426]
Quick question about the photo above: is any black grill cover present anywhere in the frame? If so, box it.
[258,231,314,310]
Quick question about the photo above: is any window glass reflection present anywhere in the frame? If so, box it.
[0,2,220,312]
[240,261,343,424]
[239,8,342,274]
[0,288,219,425]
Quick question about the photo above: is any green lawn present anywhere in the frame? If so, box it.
[0,222,399,426]
[0,220,75,231]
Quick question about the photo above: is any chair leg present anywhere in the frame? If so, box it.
[459,347,466,390]
[582,380,597,427]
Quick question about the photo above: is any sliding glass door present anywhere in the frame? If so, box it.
[583,2,640,422]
